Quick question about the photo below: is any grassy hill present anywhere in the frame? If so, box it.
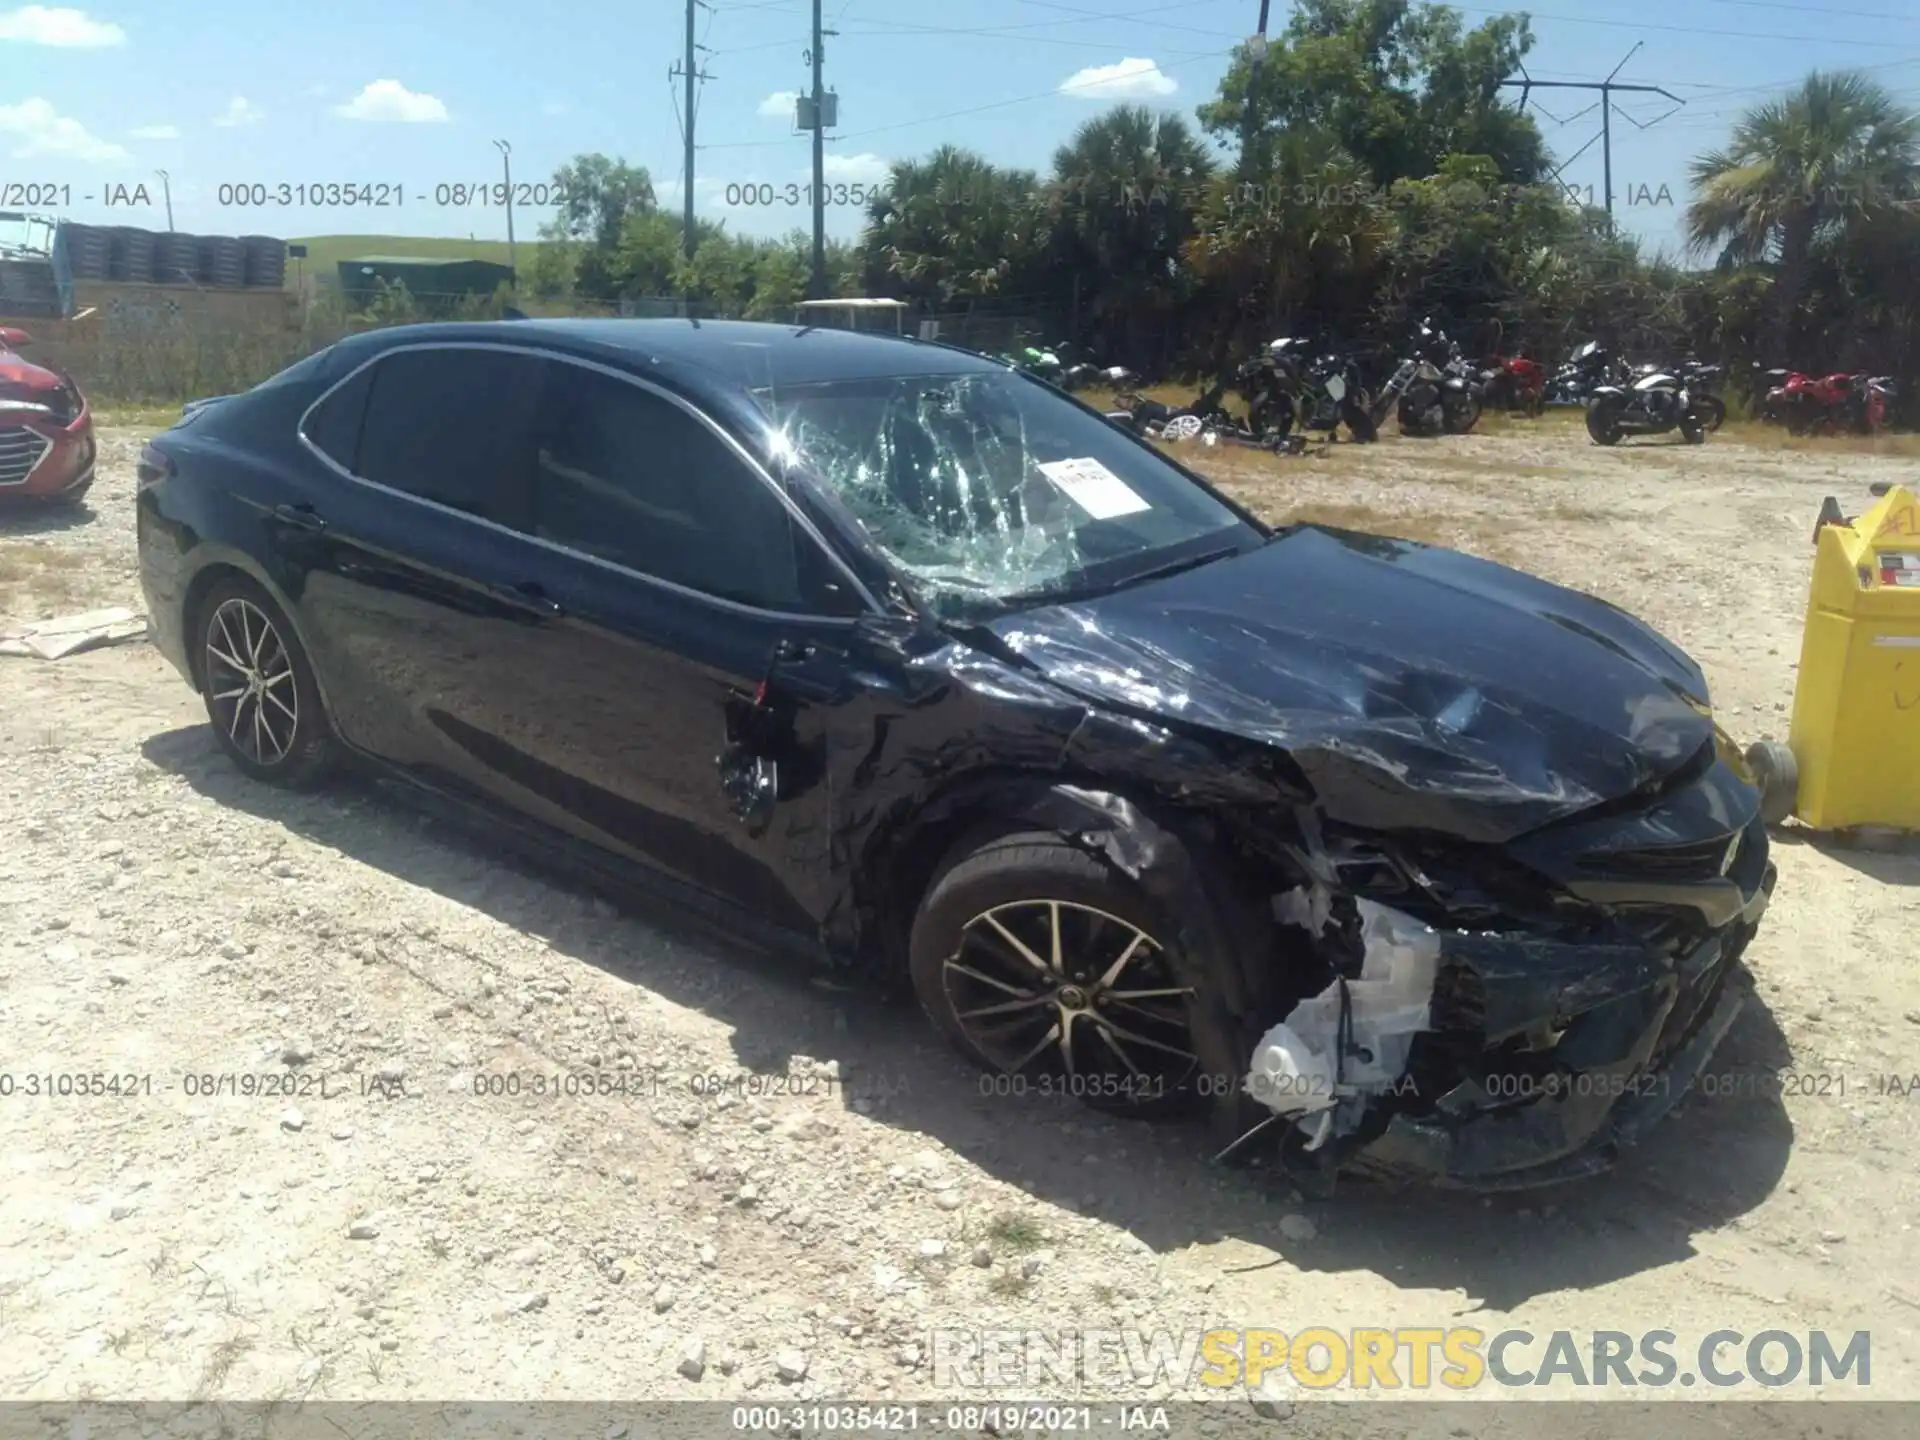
[287,234,544,286]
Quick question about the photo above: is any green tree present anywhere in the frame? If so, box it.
[551,155,659,250]
[1199,0,1547,187]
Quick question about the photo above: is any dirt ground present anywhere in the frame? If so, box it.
[3,416,1918,1413]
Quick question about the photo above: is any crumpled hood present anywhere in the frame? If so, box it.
[985,524,1715,842]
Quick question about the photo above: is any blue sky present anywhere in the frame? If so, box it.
[4,0,1919,263]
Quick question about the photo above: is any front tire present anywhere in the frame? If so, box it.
[1694,394,1726,431]
[909,831,1231,1120]
[195,577,338,788]
[1586,396,1625,445]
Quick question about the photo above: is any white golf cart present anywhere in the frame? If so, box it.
[792,298,908,335]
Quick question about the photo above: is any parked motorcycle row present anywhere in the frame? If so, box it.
[993,328,1897,451]
[1751,366,1896,437]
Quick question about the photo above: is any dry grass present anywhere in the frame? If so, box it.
[0,543,92,623]
[1715,418,1920,458]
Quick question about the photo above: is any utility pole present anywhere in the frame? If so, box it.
[494,140,515,282]
[155,170,173,230]
[1238,0,1272,175]
[1501,45,1682,216]
[808,0,829,298]
[669,0,713,262]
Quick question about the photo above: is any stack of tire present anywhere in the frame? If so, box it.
[242,236,286,288]
[59,223,111,279]
[154,232,200,286]
[197,235,247,287]
[109,226,156,282]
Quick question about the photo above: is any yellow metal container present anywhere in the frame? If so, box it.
[1785,483,1920,830]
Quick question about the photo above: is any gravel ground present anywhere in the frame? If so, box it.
[2,421,1918,1413]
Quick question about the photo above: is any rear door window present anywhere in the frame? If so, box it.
[301,362,374,471]
[351,346,544,529]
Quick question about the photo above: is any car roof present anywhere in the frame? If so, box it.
[341,317,999,392]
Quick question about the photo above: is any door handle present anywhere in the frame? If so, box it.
[493,580,564,617]
[272,502,327,532]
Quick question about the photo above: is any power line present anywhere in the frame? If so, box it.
[701,45,1236,151]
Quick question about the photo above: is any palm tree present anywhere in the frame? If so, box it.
[859,147,1043,304]
[1047,106,1214,365]
[1686,70,1920,358]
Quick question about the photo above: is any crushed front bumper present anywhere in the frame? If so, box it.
[1354,856,1775,1190]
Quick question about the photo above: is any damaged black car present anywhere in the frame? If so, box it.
[135,319,1774,1190]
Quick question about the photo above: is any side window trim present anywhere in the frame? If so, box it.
[294,339,883,621]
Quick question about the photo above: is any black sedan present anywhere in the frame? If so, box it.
[136,319,1774,1190]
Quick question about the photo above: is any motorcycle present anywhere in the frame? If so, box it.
[1586,359,1708,445]
[1474,351,1546,415]
[1124,356,1293,451]
[1064,362,1142,402]
[1674,359,1727,431]
[1758,368,1858,437]
[1545,340,1615,407]
[1301,350,1379,442]
[1373,320,1480,436]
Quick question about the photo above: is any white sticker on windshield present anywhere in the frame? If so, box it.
[1038,457,1150,519]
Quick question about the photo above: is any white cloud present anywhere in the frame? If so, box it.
[213,96,263,127]
[821,152,890,185]
[0,97,128,161]
[334,80,448,123]
[758,90,798,119]
[129,123,178,140]
[1059,57,1176,100]
[0,5,125,46]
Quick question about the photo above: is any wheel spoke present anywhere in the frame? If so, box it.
[981,912,1052,979]
[262,686,298,725]
[226,691,249,742]
[1105,986,1193,1001]
[1006,1021,1061,1073]
[956,994,1053,1021]
[945,960,1038,999]
[1048,901,1063,975]
[244,605,268,666]
[207,642,249,675]
[1090,1015,1196,1062]
[1096,933,1150,989]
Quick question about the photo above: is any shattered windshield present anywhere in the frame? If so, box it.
[752,370,1256,619]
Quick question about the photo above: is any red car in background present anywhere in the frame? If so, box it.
[0,325,95,506]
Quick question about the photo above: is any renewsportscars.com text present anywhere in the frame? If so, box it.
[928,1327,1872,1391]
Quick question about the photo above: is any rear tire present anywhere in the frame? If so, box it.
[194,577,338,789]
[909,831,1244,1122]
[1695,394,1726,432]
[1680,413,1706,444]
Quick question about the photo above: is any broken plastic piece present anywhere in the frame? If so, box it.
[1243,1021,1338,1116]
[1247,899,1441,1135]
